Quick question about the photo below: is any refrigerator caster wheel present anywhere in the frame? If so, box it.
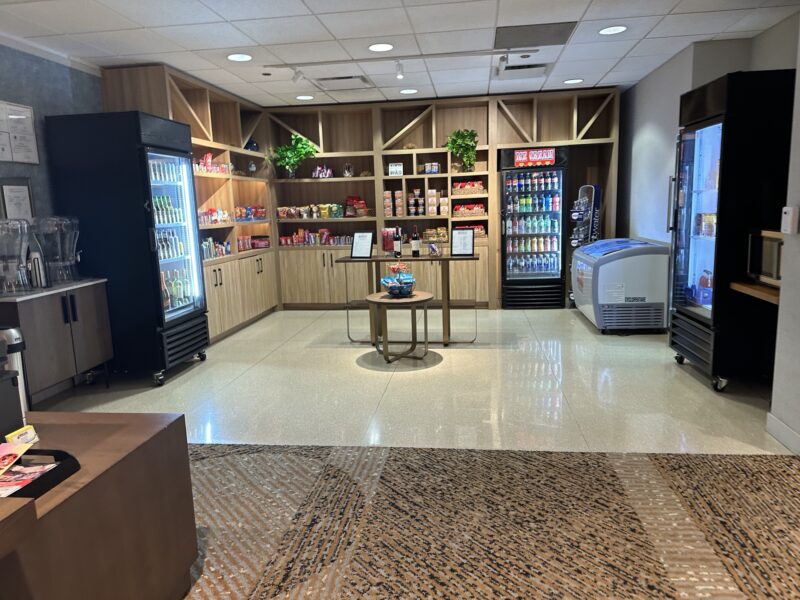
[675,354,685,365]
[712,377,728,392]
[198,351,207,362]
[153,372,166,387]
[85,371,96,385]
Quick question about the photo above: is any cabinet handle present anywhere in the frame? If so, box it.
[69,294,78,322]
[323,253,326,267]
[330,252,333,269]
[60,295,70,324]
[213,269,218,287]
[219,267,223,286]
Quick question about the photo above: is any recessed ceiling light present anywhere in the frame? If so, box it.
[296,95,314,101]
[368,43,394,52]
[599,25,627,35]
[399,88,418,95]
[563,78,584,85]
[227,53,252,62]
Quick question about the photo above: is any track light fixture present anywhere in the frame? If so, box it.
[291,69,303,84]
[395,60,404,80]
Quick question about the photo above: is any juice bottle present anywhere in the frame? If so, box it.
[172,269,183,304]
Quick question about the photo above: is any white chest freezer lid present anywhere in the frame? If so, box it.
[581,238,656,258]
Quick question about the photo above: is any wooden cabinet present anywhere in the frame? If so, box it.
[280,250,330,304]
[451,246,489,303]
[69,283,115,374]
[259,253,279,311]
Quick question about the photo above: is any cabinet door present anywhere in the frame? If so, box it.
[259,253,279,311]
[68,283,114,373]
[218,260,244,331]
[279,250,329,304]
[203,265,222,338]
[18,293,76,395]
[449,247,489,303]
[238,256,260,322]
[327,249,350,304]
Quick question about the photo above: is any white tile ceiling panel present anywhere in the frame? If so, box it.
[434,81,490,97]
[549,57,618,75]
[429,68,490,84]
[403,0,469,5]
[27,34,111,57]
[74,29,184,55]
[599,70,645,84]
[358,59,427,74]
[559,40,637,60]
[369,71,432,86]
[317,8,413,38]
[648,10,752,36]
[266,40,351,63]
[304,0,403,13]
[3,0,138,34]
[490,47,565,65]
[584,0,679,19]
[759,0,800,6]
[252,78,321,93]
[613,54,672,73]
[227,66,296,83]
[416,28,495,53]
[726,6,800,32]
[271,91,336,104]
[194,46,283,69]
[300,62,366,78]
[570,16,662,42]
[628,34,711,56]
[233,16,332,45]
[241,93,288,106]
[339,34,420,59]
[497,0,590,26]
[155,23,256,49]
[0,9,58,37]
[328,89,387,103]
[122,51,217,70]
[221,81,270,96]
[488,77,545,93]
[671,0,760,12]
[90,56,148,67]
[380,85,436,99]
[96,0,220,27]
[407,1,498,34]
[200,0,309,20]
[426,55,492,71]
[186,68,245,84]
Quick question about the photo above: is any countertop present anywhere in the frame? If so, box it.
[0,278,108,304]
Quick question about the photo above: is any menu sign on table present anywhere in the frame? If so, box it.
[451,228,475,257]
[351,231,374,259]
[0,101,39,164]
[513,148,555,167]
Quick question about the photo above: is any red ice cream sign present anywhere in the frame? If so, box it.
[514,148,556,167]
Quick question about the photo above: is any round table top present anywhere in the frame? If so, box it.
[366,290,434,305]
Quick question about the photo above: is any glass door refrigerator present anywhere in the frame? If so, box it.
[669,70,795,391]
[46,112,208,385]
[500,147,567,308]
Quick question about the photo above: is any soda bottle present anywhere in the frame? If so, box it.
[552,171,559,189]
[544,236,551,252]
[552,193,560,212]
[506,176,512,195]
[552,218,559,234]
[512,174,518,192]
[505,215,513,234]
[507,238,513,253]
[523,237,530,253]
[513,194,520,213]
[551,236,558,252]
[517,174,524,193]
[511,237,517,253]
[512,216,518,235]
[507,256,514,274]
[526,173,532,193]
[545,172,552,190]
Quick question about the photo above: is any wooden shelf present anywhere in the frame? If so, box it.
[315,150,373,158]
[277,217,377,223]
[451,171,490,177]
[384,215,449,221]
[237,247,273,259]
[450,194,488,199]
[451,215,488,221]
[278,245,352,251]
[194,171,231,180]
[383,174,446,180]
[234,219,270,225]
[382,148,448,156]
[191,137,263,158]
[231,175,268,183]
[203,254,235,266]
[273,176,375,183]
[730,281,780,305]
[199,223,234,230]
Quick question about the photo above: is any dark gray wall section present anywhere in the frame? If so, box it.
[0,43,102,216]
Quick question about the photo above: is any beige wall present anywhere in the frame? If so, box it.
[692,39,751,88]
[751,12,800,71]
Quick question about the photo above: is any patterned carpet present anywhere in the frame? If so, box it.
[186,445,800,599]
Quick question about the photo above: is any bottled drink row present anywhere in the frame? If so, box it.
[149,160,183,183]
[154,196,185,224]
[157,230,186,261]
[505,192,560,214]
[160,269,194,312]
[504,171,560,194]
[507,235,559,254]
[507,253,559,274]
[505,214,559,235]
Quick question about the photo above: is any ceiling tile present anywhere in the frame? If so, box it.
[430,68,490,84]
[304,0,403,13]
[74,29,184,55]
[187,68,246,85]
[435,81,490,97]
[95,0,220,26]
[127,51,219,70]
[245,94,288,107]
[648,10,751,36]
[0,9,59,37]
[328,89,386,103]
[369,71,432,86]
[268,40,352,62]
[408,1,498,33]
[403,0,468,5]
[339,34,420,59]
[317,8,412,38]
[671,0,760,12]
[584,0,679,19]
[559,39,636,60]
[220,81,270,97]
[358,59,427,74]
[226,65,296,83]
[193,46,283,69]
[380,85,436,99]
[628,34,711,56]
[426,55,492,71]
[200,0,309,20]
[233,16,332,44]
[252,78,322,93]
[497,0,590,26]
[488,77,545,93]
[543,72,602,89]
[570,16,662,42]
[3,0,138,34]
[89,56,147,67]
[598,71,641,84]
[26,34,111,57]
[759,0,800,6]
[271,91,336,104]
[613,54,672,72]
[725,6,800,32]
[550,57,618,74]
[155,23,256,49]
[712,30,759,39]
[490,47,565,65]
[416,28,495,53]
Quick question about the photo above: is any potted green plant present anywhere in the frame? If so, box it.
[268,134,316,178]
[445,129,478,172]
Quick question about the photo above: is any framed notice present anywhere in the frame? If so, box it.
[351,231,374,259]
[451,228,474,257]
[0,178,34,220]
[0,101,39,164]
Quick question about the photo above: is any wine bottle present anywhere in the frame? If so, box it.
[182,268,192,303]
[411,225,420,257]
[161,271,171,310]
[393,226,402,258]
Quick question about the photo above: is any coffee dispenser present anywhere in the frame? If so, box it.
[32,217,80,284]
[0,219,32,295]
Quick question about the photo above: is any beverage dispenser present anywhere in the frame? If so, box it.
[32,217,80,284]
[0,219,32,295]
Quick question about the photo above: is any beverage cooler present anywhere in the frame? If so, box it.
[46,112,208,385]
[668,70,795,391]
[500,147,567,308]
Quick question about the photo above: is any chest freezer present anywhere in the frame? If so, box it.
[572,239,669,332]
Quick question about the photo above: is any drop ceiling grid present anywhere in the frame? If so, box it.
[0,0,797,105]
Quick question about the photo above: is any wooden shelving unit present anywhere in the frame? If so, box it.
[730,281,780,305]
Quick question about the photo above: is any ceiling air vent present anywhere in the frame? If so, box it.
[494,22,577,49]
[314,75,374,90]
[495,63,549,80]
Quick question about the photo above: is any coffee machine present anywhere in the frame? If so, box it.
[0,219,32,295]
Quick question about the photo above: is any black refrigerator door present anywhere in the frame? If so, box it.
[145,149,206,326]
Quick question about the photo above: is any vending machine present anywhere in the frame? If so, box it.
[500,147,567,308]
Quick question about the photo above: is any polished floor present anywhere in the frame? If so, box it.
[46,309,787,453]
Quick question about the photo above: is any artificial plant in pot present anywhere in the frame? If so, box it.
[269,133,316,178]
[445,129,478,173]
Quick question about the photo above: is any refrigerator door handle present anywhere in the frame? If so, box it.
[666,175,677,233]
